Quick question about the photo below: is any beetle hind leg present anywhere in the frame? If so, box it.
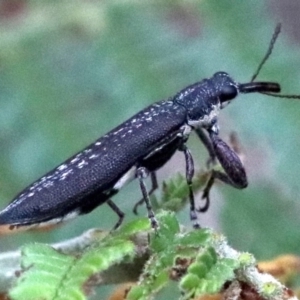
[200,131,248,209]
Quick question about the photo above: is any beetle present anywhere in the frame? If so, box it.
[0,24,298,232]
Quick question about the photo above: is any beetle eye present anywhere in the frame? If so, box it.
[219,85,238,102]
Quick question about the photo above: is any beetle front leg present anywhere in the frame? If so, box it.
[195,127,216,167]
[210,131,248,188]
[194,127,216,212]
[201,131,248,205]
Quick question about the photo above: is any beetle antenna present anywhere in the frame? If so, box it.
[251,23,281,82]
[248,24,300,100]
[260,92,300,100]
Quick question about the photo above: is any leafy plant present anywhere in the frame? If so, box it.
[7,210,292,300]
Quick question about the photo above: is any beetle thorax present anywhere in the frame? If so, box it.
[174,72,238,129]
[187,103,220,129]
[174,80,221,129]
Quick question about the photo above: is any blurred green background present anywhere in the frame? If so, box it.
[0,0,300,298]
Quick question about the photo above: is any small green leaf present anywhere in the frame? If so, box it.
[157,211,180,236]
[115,217,150,237]
[187,262,208,278]
[196,247,217,270]
[180,273,201,290]
[10,233,136,300]
[153,172,209,214]
[126,285,144,300]
[9,244,75,300]
[177,229,211,247]
[152,270,169,291]
[150,211,180,252]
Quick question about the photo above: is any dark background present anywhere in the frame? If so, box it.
[0,1,299,298]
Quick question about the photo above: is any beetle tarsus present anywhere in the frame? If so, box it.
[198,175,214,213]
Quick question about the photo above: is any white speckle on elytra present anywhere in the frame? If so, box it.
[43,181,54,188]
[113,128,124,135]
[77,160,88,169]
[146,117,152,121]
[84,149,92,154]
[71,157,80,164]
[89,154,99,159]
[28,192,35,197]
[57,164,67,171]
[128,130,132,133]
[132,119,137,123]
[59,169,73,180]
[136,124,142,128]
[121,134,126,138]
[95,141,101,146]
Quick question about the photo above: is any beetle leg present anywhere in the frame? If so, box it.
[136,167,158,229]
[179,144,200,229]
[198,175,213,213]
[195,127,216,168]
[201,131,248,207]
[194,127,216,212]
[106,199,125,230]
[210,131,248,188]
[133,172,158,215]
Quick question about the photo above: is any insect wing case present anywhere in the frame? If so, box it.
[0,100,187,228]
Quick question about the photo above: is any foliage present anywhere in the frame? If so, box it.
[8,211,294,300]
[9,218,150,300]
[7,213,236,300]
[126,213,236,300]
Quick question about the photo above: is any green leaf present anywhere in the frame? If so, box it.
[194,247,217,271]
[178,229,211,248]
[152,172,209,213]
[149,211,180,253]
[180,247,238,297]
[126,285,144,300]
[9,227,138,300]
[187,262,209,278]
[114,217,150,238]
[180,274,201,291]
[10,244,75,300]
